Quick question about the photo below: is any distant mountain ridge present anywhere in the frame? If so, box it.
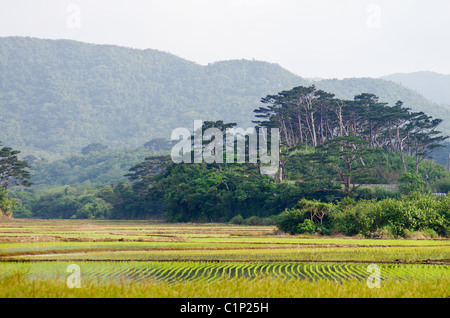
[0,37,308,157]
[0,37,449,161]
[382,71,450,105]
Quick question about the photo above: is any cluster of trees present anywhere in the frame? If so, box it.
[314,77,450,141]
[277,193,450,238]
[10,142,167,219]
[12,182,161,220]
[4,82,450,240]
[27,145,152,188]
[2,37,449,163]
[0,37,307,157]
[255,86,447,179]
[0,141,32,217]
[119,91,449,223]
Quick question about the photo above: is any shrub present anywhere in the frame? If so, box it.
[277,199,336,235]
[261,215,281,226]
[404,228,439,239]
[331,200,380,237]
[354,187,375,200]
[429,175,450,193]
[243,216,262,226]
[423,228,439,238]
[278,193,450,238]
[378,199,411,237]
[229,214,244,225]
[0,189,16,217]
[276,208,308,234]
[336,196,356,210]
[230,214,280,226]
[373,187,400,200]
[399,173,425,194]
[333,193,450,237]
[377,225,396,239]
[73,198,112,219]
[297,219,316,234]
[296,199,334,225]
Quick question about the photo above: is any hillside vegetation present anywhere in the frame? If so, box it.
[0,37,307,157]
[1,38,449,235]
[1,37,448,161]
[382,71,450,105]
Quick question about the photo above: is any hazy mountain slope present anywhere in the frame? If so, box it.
[27,147,150,188]
[382,71,450,105]
[0,37,307,157]
[1,37,449,161]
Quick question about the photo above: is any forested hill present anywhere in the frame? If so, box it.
[1,37,449,160]
[382,71,450,105]
[0,37,308,158]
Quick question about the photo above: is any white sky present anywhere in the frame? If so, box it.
[1,0,449,79]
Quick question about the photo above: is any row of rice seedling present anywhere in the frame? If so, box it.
[1,270,448,298]
[1,261,447,285]
[1,220,448,298]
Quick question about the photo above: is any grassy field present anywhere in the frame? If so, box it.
[0,219,448,298]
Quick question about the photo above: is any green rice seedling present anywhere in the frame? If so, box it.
[1,219,448,299]
[0,269,448,298]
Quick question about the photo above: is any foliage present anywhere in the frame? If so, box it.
[398,173,426,194]
[0,37,309,158]
[81,143,108,155]
[276,193,450,238]
[1,38,449,163]
[10,182,160,219]
[143,161,282,222]
[315,77,450,138]
[305,136,379,194]
[277,199,335,235]
[429,174,450,193]
[1,266,448,298]
[255,85,448,182]
[0,141,31,217]
[330,193,450,238]
[28,146,151,189]
[0,189,15,217]
[297,219,317,234]
[0,143,32,190]
[277,208,308,234]
[1,40,448,227]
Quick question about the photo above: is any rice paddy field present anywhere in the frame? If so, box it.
[0,219,449,298]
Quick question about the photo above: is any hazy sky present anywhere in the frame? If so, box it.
[1,0,449,79]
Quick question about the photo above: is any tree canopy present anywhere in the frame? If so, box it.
[1,37,448,162]
[254,86,448,181]
[0,141,32,216]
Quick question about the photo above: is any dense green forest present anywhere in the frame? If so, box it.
[26,146,151,189]
[6,85,450,239]
[1,37,449,163]
[1,37,449,237]
[0,37,308,158]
